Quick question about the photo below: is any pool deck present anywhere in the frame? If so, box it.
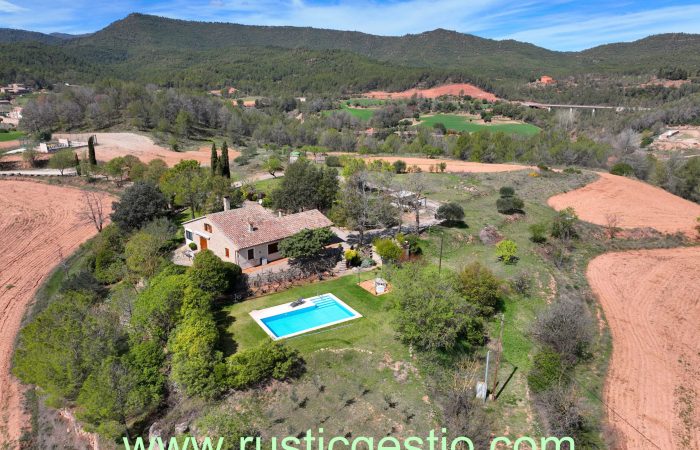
[250,293,362,340]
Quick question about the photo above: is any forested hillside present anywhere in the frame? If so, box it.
[2,14,700,98]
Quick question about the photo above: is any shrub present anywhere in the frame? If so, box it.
[457,262,502,314]
[392,159,407,174]
[373,238,402,263]
[325,155,341,167]
[532,296,595,364]
[226,342,304,390]
[402,233,423,255]
[528,348,564,393]
[640,136,653,148]
[496,196,524,214]
[495,240,518,264]
[563,167,581,174]
[360,258,375,268]
[610,162,634,176]
[433,122,447,134]
[344,249,361,267]
[497,186,524,214]
[435,202,465,224]
[499,186,515,197]
[511,271,531,295]
[529,223,548,243]
[169,310,227,399]
[189,242,198,251]
[550,207,579,240]
[187,250,240,295]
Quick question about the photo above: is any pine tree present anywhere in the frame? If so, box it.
[220,141,230,179]
[87,135,97,166]
[210,142,219,176]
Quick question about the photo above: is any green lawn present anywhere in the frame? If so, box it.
[220,272,436,438]
[323,104,375,120]
[0,131,26,142]
[418,114,541,136]
[252,176,283,195]
[223,271,404,354]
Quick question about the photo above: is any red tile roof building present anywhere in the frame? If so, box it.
[183,202,332,268]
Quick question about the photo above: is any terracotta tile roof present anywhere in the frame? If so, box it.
[206,202,332,249]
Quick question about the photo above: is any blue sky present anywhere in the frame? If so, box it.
[1,0,700,50]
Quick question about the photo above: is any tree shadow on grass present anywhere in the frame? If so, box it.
[214,308,237,357]
[440,220,469,229]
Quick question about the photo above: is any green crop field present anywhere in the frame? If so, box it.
[323,104,375,120]
[419,114,541,136]
[0,131,26,142]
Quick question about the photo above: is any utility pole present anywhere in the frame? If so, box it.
[483,350,491,403]
[491,314,505,399]
[438,232,444,274]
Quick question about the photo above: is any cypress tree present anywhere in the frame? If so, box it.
[87,135,97,165]
[220,141,230,178]
[210,142,218,176]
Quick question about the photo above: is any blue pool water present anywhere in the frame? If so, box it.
[261,295,357,338]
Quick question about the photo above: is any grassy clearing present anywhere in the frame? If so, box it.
[413,170,597,435]
[418,114,541,136]
[252,176,283,195]
[0,131,26,142]
[220,272,435,438]
[323,104,375,120]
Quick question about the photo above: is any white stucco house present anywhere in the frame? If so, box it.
[183,200,333,269]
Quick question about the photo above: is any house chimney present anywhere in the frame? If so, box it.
[248,222,254,232]
[223,196,231,211]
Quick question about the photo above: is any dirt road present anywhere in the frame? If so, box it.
[54,132,239,166]
[0,180,113,447]
[362,156,531,173]
[587,247,700,449]
[548,172,700,235]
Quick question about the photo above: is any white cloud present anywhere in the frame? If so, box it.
[500,4,700,50]
[0,0,24,13]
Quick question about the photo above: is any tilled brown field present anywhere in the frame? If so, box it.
[54,132,240,165]
[361,156,531,173]
[548,172,700,236]
[0,180,113,447]
[588,247,700,449]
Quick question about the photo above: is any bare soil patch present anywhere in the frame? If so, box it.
[587,247,700,449]
[358,279,391,296]
[362,156,530,173]
[363,83,498,101]
[54,132,236,166]
[652,125,700,153]
[0,140,21,150]
[0,180,114,447]
[547,172,700,236]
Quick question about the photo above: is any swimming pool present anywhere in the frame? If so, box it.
[250,293,362,340]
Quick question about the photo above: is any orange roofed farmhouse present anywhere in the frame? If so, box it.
[183,200,332,269]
